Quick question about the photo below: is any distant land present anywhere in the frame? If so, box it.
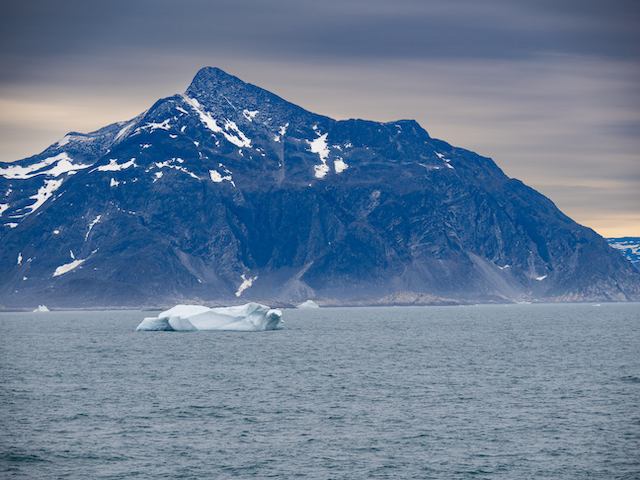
[1,67,639,309]
[607,238,640,271]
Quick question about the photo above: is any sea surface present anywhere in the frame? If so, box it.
[1,303,639,479]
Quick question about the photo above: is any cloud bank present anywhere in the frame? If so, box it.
[1,0,638,235]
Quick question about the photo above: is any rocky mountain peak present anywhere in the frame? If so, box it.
[1,67,638,308]
[183,67,329,136]
[186,67,247,98]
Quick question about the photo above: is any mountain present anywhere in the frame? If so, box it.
[1,67,639,308]
[606,238,640,271]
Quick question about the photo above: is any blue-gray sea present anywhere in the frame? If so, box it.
[1,303,639,479]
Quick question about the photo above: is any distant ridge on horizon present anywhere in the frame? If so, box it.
[1,66,639,308]
[607,237,640,272]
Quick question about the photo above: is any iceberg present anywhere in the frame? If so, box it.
[136,302,284,332]
[296,300,320,309]
[33,305,50,312]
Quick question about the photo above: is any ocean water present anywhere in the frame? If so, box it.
[1,303,639,479]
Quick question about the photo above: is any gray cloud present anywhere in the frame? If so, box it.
[2,0,639,69]
[0,0,638,236]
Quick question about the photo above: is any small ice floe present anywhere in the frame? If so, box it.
[136,303,283,332]
[33,305,50,312]
[297,300,320,309]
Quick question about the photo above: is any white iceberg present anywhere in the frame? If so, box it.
[296,300,320,309]
[136,302,284,332]
[33,305,50,312]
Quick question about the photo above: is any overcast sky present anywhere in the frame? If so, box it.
[1,0,638,236]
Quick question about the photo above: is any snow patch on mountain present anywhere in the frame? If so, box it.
[309,133,330,178]
[141,119,172,133]
[209,170,224,182]
[151,158,199,180]
[243,109,259,121]
[236,274,257,297]
[223,120,251,148]
[182,95,221,132]
[46,158,92,177]
[115,121,136,141]
[95,158,137,172]
[85,215,101,241]
[181,94,251,148]
[53,258,85,277]
[435,151,455,169]
[0,153,91,179]
[274,124,289,143]
[18,179,64,216]
[55,134,97,147]
[209,169,235,186]
[334,158,348,174]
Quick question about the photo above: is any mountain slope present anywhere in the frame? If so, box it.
[1,67,638,308]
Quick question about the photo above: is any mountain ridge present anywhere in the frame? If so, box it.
[607,237,640,271]
[1,67,638,308]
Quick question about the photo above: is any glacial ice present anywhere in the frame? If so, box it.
[136,302,284,332]
[297,300,319,309]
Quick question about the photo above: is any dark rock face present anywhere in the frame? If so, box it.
[1,67,639,308]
